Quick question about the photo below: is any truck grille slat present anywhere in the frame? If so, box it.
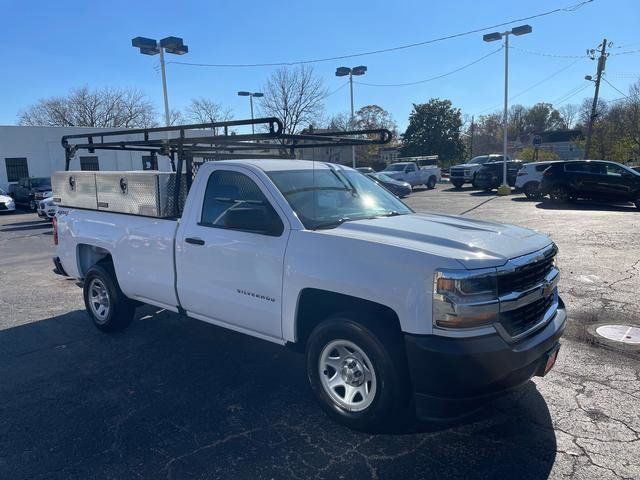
[497,255,554,294]
[500,295,554,337]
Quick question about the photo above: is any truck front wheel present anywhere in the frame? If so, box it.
[427,176,437,189]
[451,180,464,189]
[83,263,136,332]
[306,314,410,432]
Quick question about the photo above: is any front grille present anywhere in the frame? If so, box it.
[497,252,555,294]
[450,169,464,177]
[500,294,554,337]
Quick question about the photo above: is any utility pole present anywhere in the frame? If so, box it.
[584,38,608,160]
[469,115,475,158]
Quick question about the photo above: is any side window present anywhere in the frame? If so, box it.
[536,164,550,172]
[605,164,625,177]
[405,164,416,172]
[565,162,587,172]
[200,170,284,236]
[80,156,99,171]
[5,158,29,183]
[587,163,607,175]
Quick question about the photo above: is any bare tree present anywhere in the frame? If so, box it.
[558,104,580,129]
[185,98,233,124]
[18,86,158,128]
[259,65,327,135]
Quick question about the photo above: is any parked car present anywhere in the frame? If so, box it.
[449,154,510,189]
[356,167,375,174]
[0,187,16,213]
[54,160,565,431]
[515,161,563,199]
[382,161,441,189]
[366,172,412,197]
[540,160,640,209]
[9,176,52,210]
[473,161,523,191]
[37,196,58,220]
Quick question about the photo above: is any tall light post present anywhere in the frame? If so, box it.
[132,36,188,127]
[483,25,532,196]
[237,91,264,133]
[335,65,367,168]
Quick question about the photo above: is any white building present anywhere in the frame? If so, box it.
[0,126,172,191]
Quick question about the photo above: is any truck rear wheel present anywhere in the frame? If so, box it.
[83,262,136,332]
[306,314,410,432]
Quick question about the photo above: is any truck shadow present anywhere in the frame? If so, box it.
[0,308,557,479]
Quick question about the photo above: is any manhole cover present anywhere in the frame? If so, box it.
[596,325,640,344]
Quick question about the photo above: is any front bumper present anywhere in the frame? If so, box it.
[404,299,566,420]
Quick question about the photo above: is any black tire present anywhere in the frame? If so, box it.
[83,262,136,332]
[523,182,540,199]
[635,199,640,210]
[306,313,411,432]
[451,180,464,189]
[427,176,437,189]
[29,199,37,211]
[548,184,571,203]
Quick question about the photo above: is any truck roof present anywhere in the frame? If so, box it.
[216,159,354,172]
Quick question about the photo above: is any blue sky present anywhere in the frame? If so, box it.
[2,0,639,130]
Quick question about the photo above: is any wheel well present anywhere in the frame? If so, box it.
[294,288,402,348]
[77,244,112,277]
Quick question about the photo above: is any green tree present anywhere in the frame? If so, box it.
[516,147,559,162]
[401,99,464,163]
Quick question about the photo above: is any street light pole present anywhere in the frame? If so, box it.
[132,36,188,128]
[158,47,171,127]
[336,65,367,168]
[238,92,264,134]
[483,24,531,196]
[349,71,355,169]
[502,33,509,192]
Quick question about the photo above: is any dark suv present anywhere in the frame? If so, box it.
[8,177,52,211]
[473,161,522,191]
[540,160,640,209]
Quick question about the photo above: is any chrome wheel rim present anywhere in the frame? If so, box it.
[88,278,110,324]
[318,339,377,412]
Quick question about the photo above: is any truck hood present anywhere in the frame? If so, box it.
[321,213,552,269]
[451,163,479,169]
[382,171,404,179]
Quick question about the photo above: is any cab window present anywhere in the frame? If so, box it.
[200,170,284,236]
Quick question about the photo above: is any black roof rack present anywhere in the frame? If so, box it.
[61,116,392,213]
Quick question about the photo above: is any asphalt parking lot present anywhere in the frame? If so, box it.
[1,187,639,480]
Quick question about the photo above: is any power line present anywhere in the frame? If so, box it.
[602,76,629,98]
[166,0,595,68]
[552,82,591,105]
[509,46,588,59]
[322,81,350,99]
[474,59,584,115]
[610,48,640,56]
[354,47,502,87]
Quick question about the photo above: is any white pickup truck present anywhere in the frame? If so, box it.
[54,159,565,431]
[381,161,441,189]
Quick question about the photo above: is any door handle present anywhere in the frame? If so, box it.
[185,237,205,246]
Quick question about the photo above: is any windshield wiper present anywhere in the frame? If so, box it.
[328,168,358,197]
[312,217,353,230]
[380,210,403,217]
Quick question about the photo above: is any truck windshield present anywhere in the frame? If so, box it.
[30,178,51,188]
[383,164,406,172]
[470,156,491,164]
[267,168,412,230]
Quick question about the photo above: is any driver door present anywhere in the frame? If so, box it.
[176,167,289,340]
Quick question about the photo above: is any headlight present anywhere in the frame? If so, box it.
[433,270,498,329]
